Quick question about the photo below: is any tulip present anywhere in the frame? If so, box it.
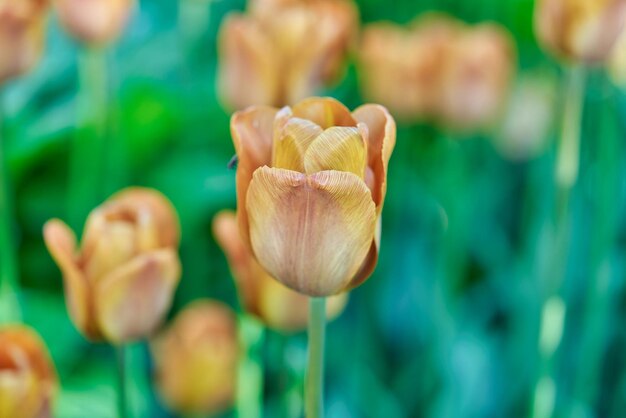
[609,28,626,86]
[0,325,57,418]
[151,300,238,416]
[213,210,348,332]
[0,0,49,85]
[534,0,626,64]
[231,97,395,297]
[217,0,358,109]
[53,0,134,45]
[43,187,182,344]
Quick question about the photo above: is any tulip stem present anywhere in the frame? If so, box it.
[237,314,265,418]
[306,297,326,418]
[116,345,129,418]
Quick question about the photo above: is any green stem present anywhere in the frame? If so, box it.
[306,297,326,418]
[237,314,265,418]
[116,345,129,418]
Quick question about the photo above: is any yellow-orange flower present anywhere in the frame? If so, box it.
[0,325,57,418]
[151,300,238,416]
[231,97,395,297]
[217,0,358,109]
[213,210,348,331]
[53,0,134,45]
[534,0,626,64]
[0,0,49,84]
[43,187,182,344]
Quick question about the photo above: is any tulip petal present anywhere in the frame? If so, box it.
[272,117,323,171]
[231,105,279,248]
[292,97,357,129]
[43,220,98,339]
[347,217,382,289]
[352,104,396,213]
[95,249,181,344]
[303,126,368,178]
[247,166,376,296]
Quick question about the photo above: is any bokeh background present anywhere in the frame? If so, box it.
[4,0,626,417]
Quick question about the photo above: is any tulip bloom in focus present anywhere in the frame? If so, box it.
[0,326,57,418]
[53,0,134,45]
[534,0,626,64]
[43,187,182,344]
[213,211,348,332]
[0,0,49,85]
[218,0,358,109]
[151,300,238,416]
[231,97,395,297]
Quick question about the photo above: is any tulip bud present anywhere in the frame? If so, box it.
[0,0,49,85]
[218,0,358,109]
[534,0,626,64]
[43,187,182,344]
[53,0,134,45]
[230,97,395,297]
[213,211,348,332]
[609,28,626,85]
[0,325,57,418]
[151,300,238,416]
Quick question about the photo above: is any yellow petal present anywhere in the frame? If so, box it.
[43,220,99,340]
[347,217,382,289]
[303,126,368,178]
[272,117,323,171]
[247,166,376,296]
[95,249,181,344]
[291,97,357,129]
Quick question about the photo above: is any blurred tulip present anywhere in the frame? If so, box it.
[359,14,460,121]
[53,0,134,45]
[0,325,57,418]
[609,28,626,85]
[438,23,516,130]
[218,0,357,109]
[231,97,395,297]
[0,0,49,85]
[534,0,626,64]
[151,300,238,416]
[213,211,348,332]
[43,187,181,344]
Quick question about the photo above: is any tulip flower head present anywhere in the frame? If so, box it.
[151,300,238,416]
[0,325,57,418]
[0,0,49,85]
[218,0,358,109]
[213,210,348,331]
[534,0,626,64]
[231,97,395,297]
[43,187,182,344]
[53,0,134,45]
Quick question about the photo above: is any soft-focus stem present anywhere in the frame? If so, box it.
[0,91,21,324]
[116,345,129,418]
[306,297,326,418]
[68,47,108,229]
[237,314,265,418]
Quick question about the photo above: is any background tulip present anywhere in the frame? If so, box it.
[43,187,182,344]
[213,210,348,331]
[0,325,57,418]
[151,300,238,416]
[231,97,395,297]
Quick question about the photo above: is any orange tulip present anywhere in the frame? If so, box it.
[231,97,395,297]
[534,0,626,64]
[0,325,57,418]
[0,0,49,85]
[53,0,134,45]
[213,211,348,332]
[43,187,182,344]
[217,0,358,109]
[151,300,238,416]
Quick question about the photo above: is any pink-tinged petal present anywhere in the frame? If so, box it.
[291,97,357,129]
[246,166,376,296]
[43,220,98,340]
[218,14,280,109]
[94,249,181,344]
[272,117,323,172]
[347,216,382,289]
[352,104,396,213]
[231,106,279,248]
[303,126,367,179]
